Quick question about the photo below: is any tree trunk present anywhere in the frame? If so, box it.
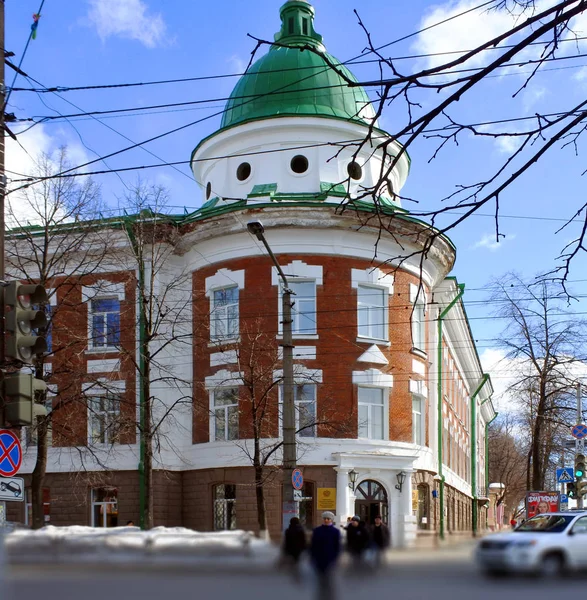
[143,361,154,529]
[255,464,267,537]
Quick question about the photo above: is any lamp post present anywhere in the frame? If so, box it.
[348,469,358,491]
[247,220,297,529]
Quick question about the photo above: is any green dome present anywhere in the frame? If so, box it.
[220,1,375,130]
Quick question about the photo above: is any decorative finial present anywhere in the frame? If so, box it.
[274,0,324,49]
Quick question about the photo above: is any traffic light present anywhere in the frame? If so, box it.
[568,482,577,498]
[578,481,587,498]
[576,454,586,479]
[4,282,48,364]
[3,373,47,426]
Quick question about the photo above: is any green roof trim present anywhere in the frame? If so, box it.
[248,183,278,198]
[320,182,347,197]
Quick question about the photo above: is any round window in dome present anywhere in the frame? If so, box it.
[205,182,212,199]
[236,162,251,182]
[290,155,309,174]
[347,161,363,181]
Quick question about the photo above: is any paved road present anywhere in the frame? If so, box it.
[6,556,587,600]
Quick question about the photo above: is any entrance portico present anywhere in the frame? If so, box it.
[333,450,419,548]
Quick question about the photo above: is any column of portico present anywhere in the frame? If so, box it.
[398,469,417,548]
[334,467,353,526]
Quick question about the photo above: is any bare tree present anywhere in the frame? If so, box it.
[5,146,107,529]
[488,414,528,518]
[490,273,587,489]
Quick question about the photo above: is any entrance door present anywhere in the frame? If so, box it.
[354,480,388,526]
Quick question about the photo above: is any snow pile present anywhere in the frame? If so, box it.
[4,526,278,566]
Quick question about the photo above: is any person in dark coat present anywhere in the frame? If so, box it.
[283,516,307,576]
[310,511,341,600]
[346,515,369,565]
[370,515,390,569]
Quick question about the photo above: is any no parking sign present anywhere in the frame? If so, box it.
[0,430,22,477]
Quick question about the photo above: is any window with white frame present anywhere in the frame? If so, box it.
[280,383,317,438]
[287,280,316,335]
[91,487,118,528]
[89,394,122,445]
[90,298,121,349]
[357,285,386,340]
[213,483,236,530]
[210,286,239,341]
[358,387,385,439]
[212,387,239,441]
[412,394,424,445]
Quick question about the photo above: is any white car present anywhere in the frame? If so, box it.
[476,511,587,577]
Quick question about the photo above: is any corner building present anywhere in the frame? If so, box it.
[10,0,496,547]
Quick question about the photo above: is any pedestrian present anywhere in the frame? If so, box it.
[370,515,390,569]
[346,515,369,567]
[509,518,517,529]
[310,511,341,600]
[282,516,307,579]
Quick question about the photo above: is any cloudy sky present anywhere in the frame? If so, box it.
[6,0,587,408]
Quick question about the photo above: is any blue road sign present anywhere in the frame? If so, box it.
[571,424,587,439]
[0,430,22,477]
[292,468,303,490]
[560,494,569,505]
[557,468,575,483]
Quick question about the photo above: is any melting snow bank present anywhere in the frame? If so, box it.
[4,526,279,568]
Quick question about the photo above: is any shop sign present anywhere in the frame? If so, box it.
[317,488,336,510]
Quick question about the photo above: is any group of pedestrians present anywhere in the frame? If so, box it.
[282,511,390,599]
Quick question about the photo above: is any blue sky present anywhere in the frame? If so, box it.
[6,0,587,405]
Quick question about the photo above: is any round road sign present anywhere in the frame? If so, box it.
[571,424,587,439]
[0,429,22,477]
[292,468,303,490]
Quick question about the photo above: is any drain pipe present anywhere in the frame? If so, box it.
[437,283,465,541]
[484,410,499,530]
[124,221,147,530]
[471,374,489,538]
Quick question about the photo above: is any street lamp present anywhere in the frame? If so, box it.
[395,471,407,493]
[348,469,359,491]
[247,220,297,529]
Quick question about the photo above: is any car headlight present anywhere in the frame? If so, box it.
[513,540,537,548]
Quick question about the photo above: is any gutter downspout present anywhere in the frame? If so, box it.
[470,374,489,538]
[437,283,465,541]
[124,221,147,530]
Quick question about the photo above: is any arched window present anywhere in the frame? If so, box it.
[213,483,236,531]
[417,484,429,530]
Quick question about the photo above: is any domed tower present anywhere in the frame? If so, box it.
[184,1,477,547]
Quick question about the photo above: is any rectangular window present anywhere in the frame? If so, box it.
[288,281,316,335]
[280,383,317,438]
[25,488,51,526]
[214,483,236,530]
[357,285,386,340]
[302,18,308,35]
[91,488,118,528]
[298,481,314,529]
[412,300,425,351]
[90,298,120,349]
[358,387,384,440]
[211,286,239,341]
[89,394,121,445]
[412,395,423,445]
[213,388,239,441]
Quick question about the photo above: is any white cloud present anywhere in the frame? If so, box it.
[87,0,167,48]
[228,55,247,74]
[480,348,524,414]
[472,232,516,252]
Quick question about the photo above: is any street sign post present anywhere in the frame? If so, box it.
[292,468,303,490]
[0,477,24,502]
[0,430,22,477]
[293,489,303,502]
[560,494,569,509]
[557,468,575,483]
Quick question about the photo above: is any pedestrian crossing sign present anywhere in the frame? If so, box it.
[556,468,575,483]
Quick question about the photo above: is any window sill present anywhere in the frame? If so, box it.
[208,337,240,349]
[276,334,319,340]
[356,336,390,347]
[86,347,120,355]
[410,347,428,360]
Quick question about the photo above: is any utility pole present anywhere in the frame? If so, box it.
[246,220,298,530]
[577,382,585,509]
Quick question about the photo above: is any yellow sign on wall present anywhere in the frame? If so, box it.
[412,490,419,513]
[317,488,337,511]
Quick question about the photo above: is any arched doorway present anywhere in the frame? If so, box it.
[354,479,388,525]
